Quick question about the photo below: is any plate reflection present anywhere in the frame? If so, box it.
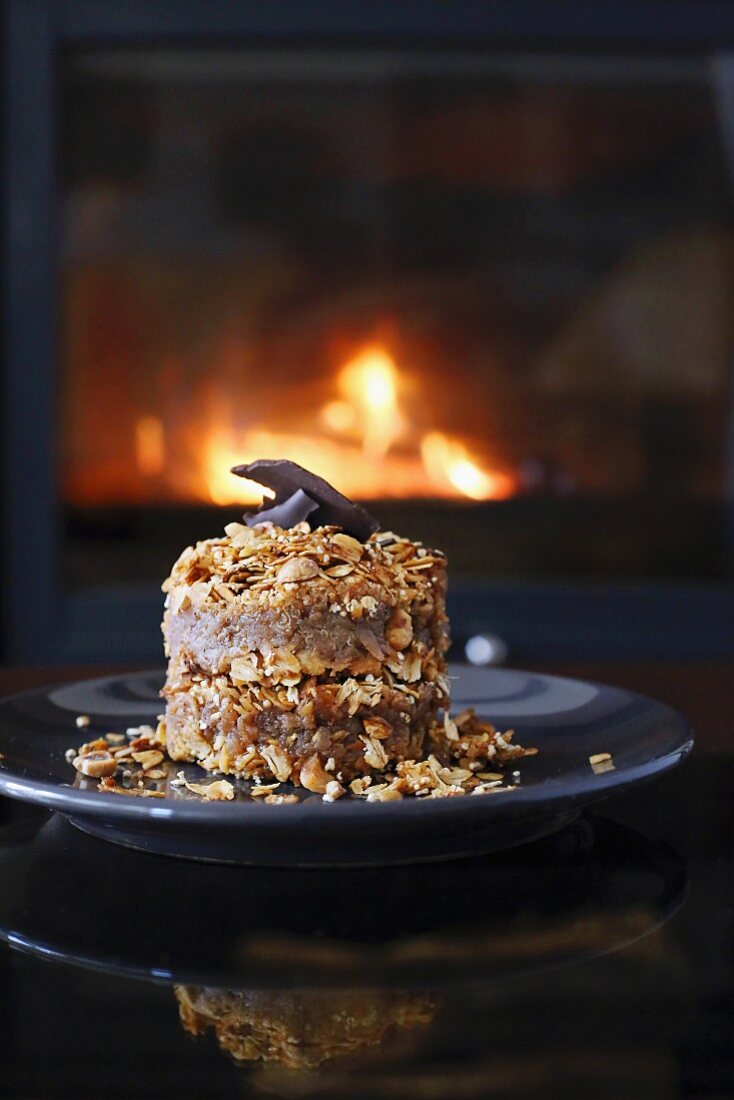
[0,806,687,1097]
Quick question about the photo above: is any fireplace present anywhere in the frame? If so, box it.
[4,3,734,662]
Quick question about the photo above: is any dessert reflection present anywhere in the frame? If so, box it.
[175,986,436,1072]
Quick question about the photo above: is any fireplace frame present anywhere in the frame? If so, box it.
[4,0,734,663]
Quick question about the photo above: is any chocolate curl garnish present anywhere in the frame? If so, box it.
[249,487,318,529]
[231,459,380,542]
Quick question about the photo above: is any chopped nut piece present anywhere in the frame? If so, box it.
[73,751,117,778]
[75,715,90,729]
[299,754,332,794]
[276,557,320,583]
[78,738,110,754]
[386,608,413,651]
[323,780,345,802]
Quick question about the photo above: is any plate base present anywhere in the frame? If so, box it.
[68,806,582,867]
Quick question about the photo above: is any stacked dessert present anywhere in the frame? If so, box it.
[161,461,450,794]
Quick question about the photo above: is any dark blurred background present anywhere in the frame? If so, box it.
[4,1,734,665]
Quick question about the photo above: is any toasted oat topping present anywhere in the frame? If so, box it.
[161,523,446,626]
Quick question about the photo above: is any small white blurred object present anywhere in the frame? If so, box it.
[464,633,508,667]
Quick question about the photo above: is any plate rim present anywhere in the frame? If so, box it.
[0,668,694,826]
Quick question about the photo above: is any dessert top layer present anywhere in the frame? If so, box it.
[162,522,446,618]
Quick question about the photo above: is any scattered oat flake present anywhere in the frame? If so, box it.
[99,777,165,798]
[589,753,612,765]
[181,777,235,801]
[366,787,403,802]
[349,776,372,795]
[264,793,299,805]
[250,784,281,797]
[132,749,165,770]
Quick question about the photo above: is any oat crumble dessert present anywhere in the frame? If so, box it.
[161,521,450,793]
[67,460,536,801]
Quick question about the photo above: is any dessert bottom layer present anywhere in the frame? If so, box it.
[163,672,443,790]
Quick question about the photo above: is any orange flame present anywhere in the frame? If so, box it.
[129,344,515,506]
[421,432,515,501]
[336,346,404,459]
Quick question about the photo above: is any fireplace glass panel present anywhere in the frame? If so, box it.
[59,49,734,586]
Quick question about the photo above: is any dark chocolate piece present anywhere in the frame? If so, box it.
[232,459,380,541]
[244,488,318,529]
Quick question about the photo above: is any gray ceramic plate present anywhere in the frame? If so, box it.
[0,666,693,866]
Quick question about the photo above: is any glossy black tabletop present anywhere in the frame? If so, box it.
[0,664,732,1099]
